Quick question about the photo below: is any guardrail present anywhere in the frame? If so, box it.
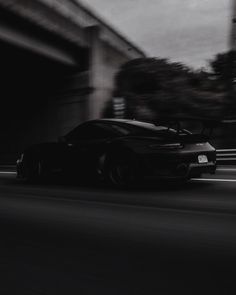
[216,149,236,164]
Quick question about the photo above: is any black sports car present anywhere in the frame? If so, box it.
[16,118,216,186]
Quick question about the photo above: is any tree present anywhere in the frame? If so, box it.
[103,57,224,120]
[115,58,191,95]
[209,51,236,91]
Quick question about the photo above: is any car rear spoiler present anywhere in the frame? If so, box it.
[156,116,236,137]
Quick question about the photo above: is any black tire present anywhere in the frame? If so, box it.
[24,158,46,182]
[190,173,202,179]
[105,151,139,188]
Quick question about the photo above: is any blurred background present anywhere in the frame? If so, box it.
[1,2,236,295]
[0,0,234,163]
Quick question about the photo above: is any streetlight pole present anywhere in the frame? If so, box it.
[230,0,236,50]
[227,0,236,116]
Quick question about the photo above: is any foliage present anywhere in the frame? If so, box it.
[115,58,191,94]
[209,51,236,89]
[103,57,227,120]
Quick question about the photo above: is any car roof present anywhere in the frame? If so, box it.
[92,118,155,126]
[96,118,136,123]
[89,118,169,131]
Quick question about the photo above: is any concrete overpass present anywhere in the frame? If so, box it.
[0,0,145,163]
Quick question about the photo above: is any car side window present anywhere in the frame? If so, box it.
[66,123,116,141]
[109,124,131,135]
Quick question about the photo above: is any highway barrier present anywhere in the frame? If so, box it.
[216,149,236,165]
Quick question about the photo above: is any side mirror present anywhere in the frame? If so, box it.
[58,136,66,143]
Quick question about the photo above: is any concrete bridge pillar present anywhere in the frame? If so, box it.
[87,26,106,119]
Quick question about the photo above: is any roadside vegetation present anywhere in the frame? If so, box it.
[103,51,236,147]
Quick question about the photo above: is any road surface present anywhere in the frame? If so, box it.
[1,166,236,294]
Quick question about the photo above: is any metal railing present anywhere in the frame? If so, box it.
[216,149,236,164]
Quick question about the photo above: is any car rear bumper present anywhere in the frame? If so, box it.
[139,149,217,180]
[188,162,216,177]
[142,160,216,180]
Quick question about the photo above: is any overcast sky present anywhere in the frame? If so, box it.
[82,0,231,69]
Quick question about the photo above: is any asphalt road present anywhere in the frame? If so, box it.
[1,167,236,294]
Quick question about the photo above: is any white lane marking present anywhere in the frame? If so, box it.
[217,154,236,156]
[217,168,236,172]
[217,149,236,152]
[1,171,236,182]
[0,171,16,175]
[217,158,236,161]
[193,178,236,183]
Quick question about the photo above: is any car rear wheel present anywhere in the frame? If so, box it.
[106,152,139,188]
[24,158,46,182]
[190,172,202,178]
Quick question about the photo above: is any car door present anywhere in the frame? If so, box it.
[64,122,117,175]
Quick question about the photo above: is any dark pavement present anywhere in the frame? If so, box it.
[1,167,236,294]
